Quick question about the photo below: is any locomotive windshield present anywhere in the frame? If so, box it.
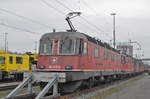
[39,39,53,54]
[59,39,82,54]
[0,56,5,64]
[59,39,75,54]
[39,38,82,55]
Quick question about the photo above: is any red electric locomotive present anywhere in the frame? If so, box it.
[34,12,145,93]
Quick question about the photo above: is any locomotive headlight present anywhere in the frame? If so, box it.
[65,65,72,70]
[39,65,45,69]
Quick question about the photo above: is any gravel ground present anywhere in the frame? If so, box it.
[104,74,150,99]
[69,74,146,99]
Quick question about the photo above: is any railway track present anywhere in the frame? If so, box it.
[0,80,20,84]
[0,82,21,91]
[59,74,145,99]
[58,79,127,99]
[0,84,17,91]
[8,74,145,99]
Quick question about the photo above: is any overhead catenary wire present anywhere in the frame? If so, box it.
[41,0,111,41]
[0,8,51,28]
[81,0,112,25]
[0,23,40,35]
[41,0,103,38]
[41,0,65,15]
[81,0,116,41]
[80,16,112,38]
[40,1,101,38]
[55,0,74,12]
[54,0,112,39]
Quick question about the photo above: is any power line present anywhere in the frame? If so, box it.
[0,23,40,35]
[79,0,112,38]
[74,20,106,40]
[82,0,97,14]
[55,0,73,12]
[0,8,51,28]
[54,0,112,39]
[41,0,111,40]
[80,16,112,38]
[81,0,111,25]
[40,0,65,15]
[41,0,86,32]
[41,0,100,36]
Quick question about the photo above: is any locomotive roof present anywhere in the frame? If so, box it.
[41,32,87,39]
[41,31,119,53]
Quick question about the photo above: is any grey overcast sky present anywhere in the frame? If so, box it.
[0,0,150,58]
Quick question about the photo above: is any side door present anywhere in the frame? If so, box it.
[80,41,91,70]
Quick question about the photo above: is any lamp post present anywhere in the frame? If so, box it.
[34,41,37,53]
[110,13,116,49]
[4,32,8,51]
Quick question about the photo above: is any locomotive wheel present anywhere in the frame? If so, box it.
[19,73,23,81]
[87,78,94,88]
[40,82,48,90]
[14,74,19,81]
[14,74,17,81]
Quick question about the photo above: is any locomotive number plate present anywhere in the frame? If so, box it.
[48,65,61,69]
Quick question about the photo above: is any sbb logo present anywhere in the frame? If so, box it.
[51,57,58,64]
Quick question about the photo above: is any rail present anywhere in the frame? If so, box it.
[6,73,32,98]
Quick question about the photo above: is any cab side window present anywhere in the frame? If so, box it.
[83,42,88,55]
[94,48,99,58]
[121,56,126,64]
[111,54,114,61]
[0,56,5,64]
[9,56,13,64]
[104,51,109,60]
[76,39,82,54]
[16,57,23,64]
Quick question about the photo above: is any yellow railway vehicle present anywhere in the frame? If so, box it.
[25,52,38,71]
[0,50,38,81]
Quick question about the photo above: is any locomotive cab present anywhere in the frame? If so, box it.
[37,32,89,71]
